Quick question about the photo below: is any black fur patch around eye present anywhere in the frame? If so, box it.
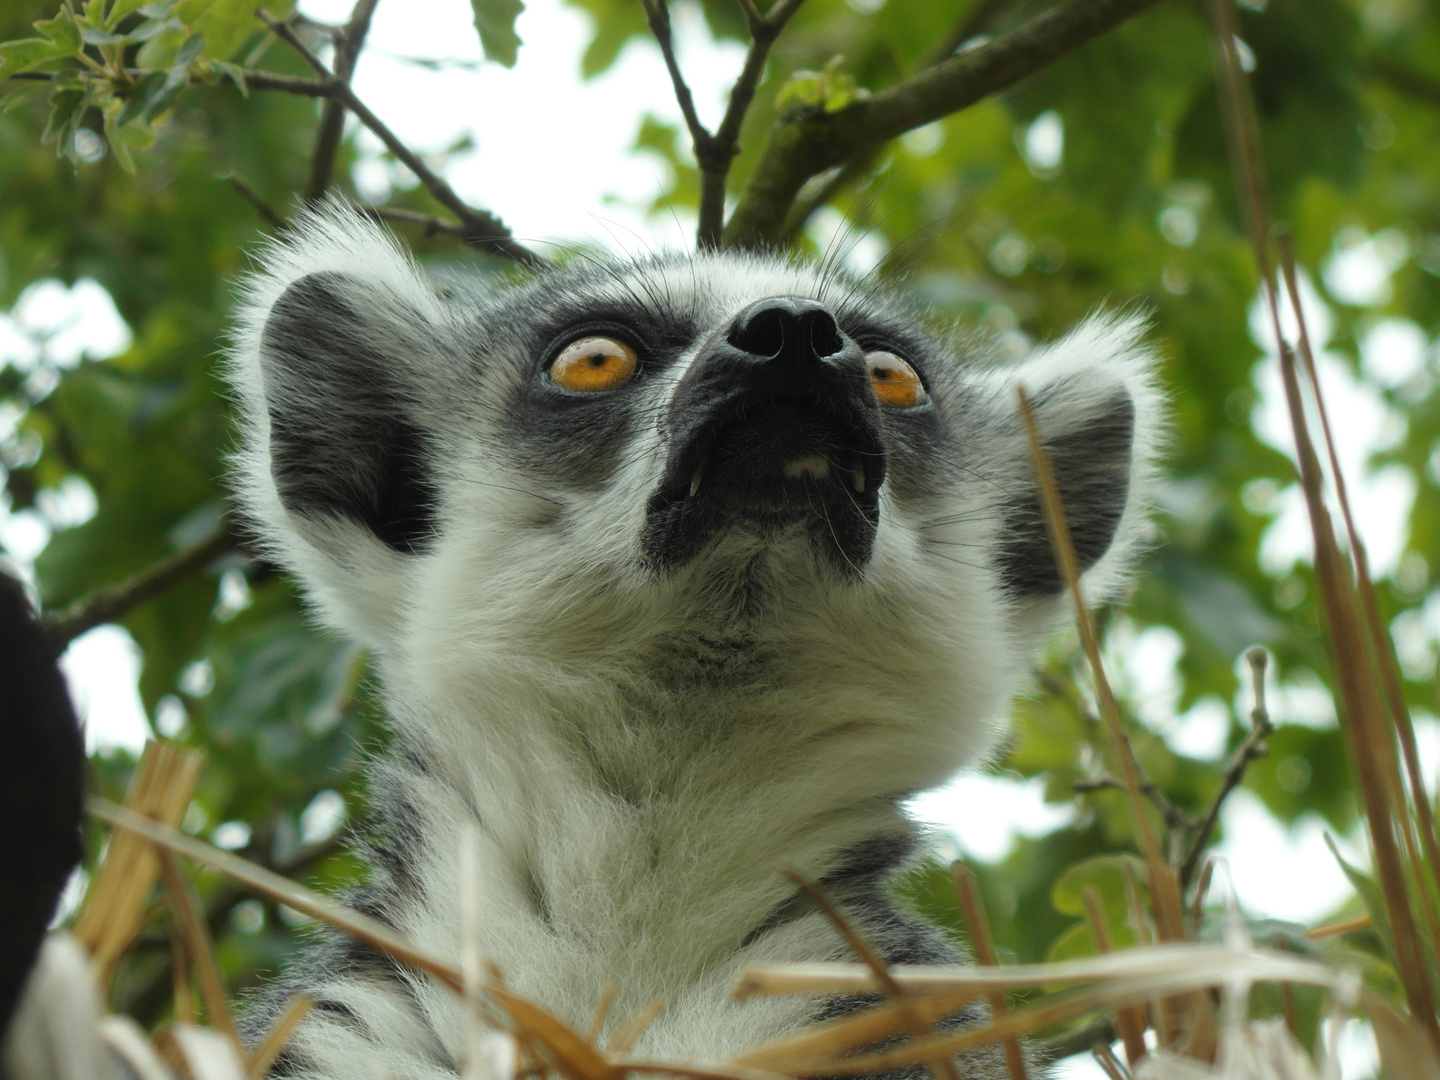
[260,273,437,555]
[996,390,1135,597]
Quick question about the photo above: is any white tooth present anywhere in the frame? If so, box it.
[851,460,866,494]
[689,457,708,497]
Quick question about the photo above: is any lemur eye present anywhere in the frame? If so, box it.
[550,336,638,391]
[867,351,927,408]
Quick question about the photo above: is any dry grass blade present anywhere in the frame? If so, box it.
[159,853,244,1058]
[1275,232,1440,921]
[1306,914,1371,940]
[99,1015,180,1080]
[1202,0,1440,1048]
[1082,888,1147,1069]
[953,864,1028,1079]
[164,1024,248,1080]
[1015,387,1209,1057]
[88,796,465,994]
[1369,997,1440,1080]
[743,956,1349,1079]
[608,1000,665,1055]
[732,990,982,1074]
[735,942,1347,999]
[780,869,960,1080]
[75,742,203,984]
[246,995,314,1080]
[1012,390,1183,939]
[617,1059,795,1080]
[588,985,619,1044]
[486,983,622,1080]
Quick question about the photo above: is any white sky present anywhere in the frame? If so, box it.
[0,5,1429,1071]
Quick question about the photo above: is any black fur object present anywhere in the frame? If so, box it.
[0,573,84,1051]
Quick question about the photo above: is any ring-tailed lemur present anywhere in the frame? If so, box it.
[225,206,1162,1079]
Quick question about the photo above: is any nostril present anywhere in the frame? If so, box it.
[728,297,844,362]
[806,312,842,358]
[728,306,787,358]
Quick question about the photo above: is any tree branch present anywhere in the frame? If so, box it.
[643,0,807,248]
[1179,648,1273,886]
[4,68,334,96]
[258,9,543,266]
[722,0,1162,249]
[1072,774,1194,836]
[42,526,238,652]
[642,0,711,153]
[225,173,287,230]
[305,0,382,202]
[927,0,1015,66]
[360,205,470,237]
[1369,58,1440,107]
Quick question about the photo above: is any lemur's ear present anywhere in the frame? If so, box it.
[227,207,450,644]
[983,315,1163,604]
[258,270,437,554]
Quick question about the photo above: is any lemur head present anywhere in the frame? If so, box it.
[228,207,1161,783]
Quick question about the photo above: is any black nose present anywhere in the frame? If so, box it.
[727,298,844,363]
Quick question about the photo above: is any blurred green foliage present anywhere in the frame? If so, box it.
[2,0,1439,1049]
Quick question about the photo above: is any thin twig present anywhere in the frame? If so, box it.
[258,9,542,266]
[643,0,807,248]
[1091,1041,1129,1080]
[226,174,288,230]
[1178,647,1273,885]
[42,526,236,652]
[641,0,710,151]
[306,0,382,201]
[1071,775,1193,835]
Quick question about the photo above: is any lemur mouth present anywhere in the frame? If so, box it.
[649,396,886,513]
[642,390,887,572]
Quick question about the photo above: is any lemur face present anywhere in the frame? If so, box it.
[506,280,953,575]
[229,209,1161,693]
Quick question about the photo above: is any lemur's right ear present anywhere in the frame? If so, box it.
[227,207,451,644]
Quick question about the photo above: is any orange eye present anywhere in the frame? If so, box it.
[867,351,927,408]
[550,336,638,391]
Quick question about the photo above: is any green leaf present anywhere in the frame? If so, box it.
[171,29,205,71]
[470,0,524,68]
[103,103,137,172]
[78,21,134,47]
[116,69,170,125]
[35,10,83,54]
[0,37,71,79]
[1324,833,1394,961]
[1050,853,1150,921]
[40,85,88,149]
[210,59,248,95]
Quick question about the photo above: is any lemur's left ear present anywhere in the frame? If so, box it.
[227,206,454,645]
[979,315,1164,607]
